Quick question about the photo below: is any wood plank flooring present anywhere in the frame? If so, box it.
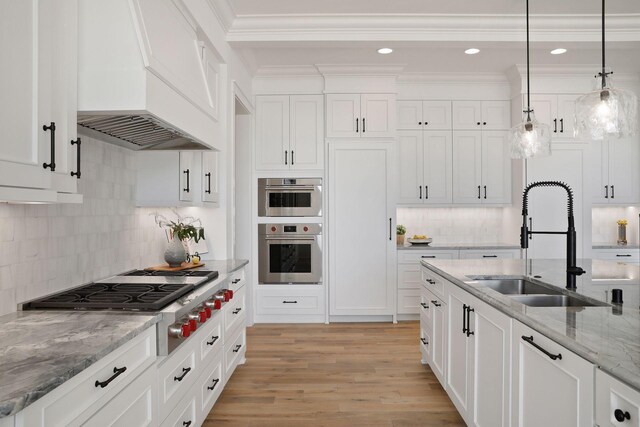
[204,321,464,427]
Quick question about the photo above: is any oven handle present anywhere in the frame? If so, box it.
[264,236,317,241]
[264,186,318,191]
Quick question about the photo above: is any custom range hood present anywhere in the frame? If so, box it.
[77,0,223,151]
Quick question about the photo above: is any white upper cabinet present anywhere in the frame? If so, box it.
[481,131,511,204]
[326,94,395,138]
[255,95,323,171]
[452,132,482,203]
[528,94,580,139]
[590,137,640,205]
[397,101,451,130]
[0,0,80,202]
[201,151,219,204]
[452,101,510,130]
[179,152,197,203]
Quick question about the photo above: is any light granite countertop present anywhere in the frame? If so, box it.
[593,243,640,250]
[421,258,640,390]
[398,243,521,250]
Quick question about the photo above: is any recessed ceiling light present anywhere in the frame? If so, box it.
[465,48,480,55]
[550,48,567,55]
[377,48,393,55]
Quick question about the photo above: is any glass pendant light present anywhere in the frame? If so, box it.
[574,0,638,140]
[510,0,551,159]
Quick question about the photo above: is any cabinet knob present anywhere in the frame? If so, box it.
[482,121,486,125]
[477,122,481,126]
[614,409,631,422]
[418,121,422,125]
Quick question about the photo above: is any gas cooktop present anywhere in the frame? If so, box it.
[123,269,217,278]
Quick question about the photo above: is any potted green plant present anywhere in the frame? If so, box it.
[396,224,407,246]
[154,211,205,267]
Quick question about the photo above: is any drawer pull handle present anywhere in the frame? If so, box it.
[616,254,632,257]
[420,302,428,309]
[421,255,436,259]
[466,306,475,337]
[207,378,220,391]
[283,300,298,304]
[232,278,241,284]
[174,367,191,382]
[615,409,631,422]
[420,338,428,345]
[233,308,242,314]
[70,138,81,178]
[42,122,56,171]
[482,255,498,258]
[430,300,441,307]
[522,335,562,360]
[95,366,127,388]
[183,422,192,427]
[206,336,219,346]
[233,344,242,353]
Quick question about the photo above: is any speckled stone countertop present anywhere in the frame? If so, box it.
[398,243,521,250]
[0,312,160,417]
[593,243,640,250]
[421,258,640,390]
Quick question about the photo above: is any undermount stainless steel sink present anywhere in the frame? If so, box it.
[473,279,563,296]
[509,295,608,307]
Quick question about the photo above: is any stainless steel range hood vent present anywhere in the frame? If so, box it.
[77,114,210,151]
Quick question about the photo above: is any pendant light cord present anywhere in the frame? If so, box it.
[526,0,531,121]
[601,0,606,89]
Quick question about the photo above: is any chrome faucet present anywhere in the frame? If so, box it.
[520,181,585,289]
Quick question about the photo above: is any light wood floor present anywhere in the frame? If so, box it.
[204,321,464,427]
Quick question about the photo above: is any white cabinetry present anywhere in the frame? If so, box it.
[452,131,511,204]
[458,249,521,259]
[592,249,640,265]
[511,320,594,427]
[255,95,324,170]
[201,151,220,204]
[590,138,640,205]
[397,101,452,130]
[326,94,396,138]
[256,285,325,323]
[329,143,396,317]
[420,285,447,385]
[0,0,80,203]
[452,101,510,130]
[528,94,579,139]
[596,369,640,427]
[398,131,452,204]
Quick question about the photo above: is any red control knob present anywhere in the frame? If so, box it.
[214,300,222,310]
[189,319,197,332]
[304,226,309,232]
[204,306,212,318]
[271,226,276,232]
[199,311,207,323]
[223,291,230,302]
[228,289,234,299]
[181,324,191,338]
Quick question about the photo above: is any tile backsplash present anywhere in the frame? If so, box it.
[592,206,640,245]
[397,207,517,244]
[0,136,198,316]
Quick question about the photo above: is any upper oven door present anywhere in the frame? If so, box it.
[258,179,322,217]
[259,236,322,284]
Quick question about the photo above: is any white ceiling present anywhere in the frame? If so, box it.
[218,0,640,74]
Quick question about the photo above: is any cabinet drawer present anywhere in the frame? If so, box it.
[197,353,225,420]
[422,267,446,300]
[397,289,420,314]
[596,369,640,427]
[160,394,197,427]
[158,342,198,422]
[199,312,223,368]
[419,289,433,326]
[257,288,324,315]
[399,250,458,263]
[420,324,431,359]
[459,249,520,259]
[227,269,246,293]
[81,365,157,427]
[18,327,156,427]
[397,263,421,290]
[224,284,247,336]
[593,249,640,264]
[224,327,246,379]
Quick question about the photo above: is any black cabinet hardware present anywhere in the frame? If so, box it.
[477,185,481,199]
[611,184,615,198]
[425,185,429,199]
[425,121,428,125]
[356,118,359,133]
[232,279,241,284]
[420,338,428,345]
[465,306,475,336]
[362,118,365,133]
[283,300,298,304]
[389,218,392,241]
[605,185,609,198]
[553,118,558,133]
[418,121,422,125]
[183,169,190,193]
[70,138,81,178]
[462,304,468,334]
[522,335,562,360]
[420,302,428,309]
[174,367,191,382]
[477,121,481,126]
[95,366,127,388]
[483,185,487,199]
[419,185,422,199]
[207,378,220,391]
[482,121,487,125]
[616,254,632,257]
[291,150,294,165]
[560,118,564,133]
[233,344,242,353]
[285,150,288,165]
[430,300,441,307]
[205,172,212,194]
[482,255,498,258]
[183,421,192,427]
[42,122,56,171]
[614,409,631,422]
[233,308,242,314]
[421,256,436,259]
[206,336,219,346]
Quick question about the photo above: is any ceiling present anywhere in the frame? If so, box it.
[217,0,640,74]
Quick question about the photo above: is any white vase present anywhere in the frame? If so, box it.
[164,235,187,267]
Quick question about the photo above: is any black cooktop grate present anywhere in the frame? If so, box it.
[123,269,217,278]
[24,282,195,311]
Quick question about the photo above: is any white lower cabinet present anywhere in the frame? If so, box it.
[511,320,594,427]
[256,285,326,323]
[596,369,640,427]
[197,354,225,421]
[421,285,446,385]
[592,249,640,266]
[224,326,247,379]
[161,395,198,427]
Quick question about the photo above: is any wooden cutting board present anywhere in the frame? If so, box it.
[145,262,205,271]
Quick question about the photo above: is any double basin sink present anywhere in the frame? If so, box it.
[470,278,607,307]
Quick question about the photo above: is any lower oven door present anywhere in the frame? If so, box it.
[259,236,322,284]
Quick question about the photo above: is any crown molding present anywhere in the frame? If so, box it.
[509,64,640,81]
[315,64,405,76]
[227,13,640,43]
[398,72,508,84]
[206,0,236,32]
[254,65,322,77]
